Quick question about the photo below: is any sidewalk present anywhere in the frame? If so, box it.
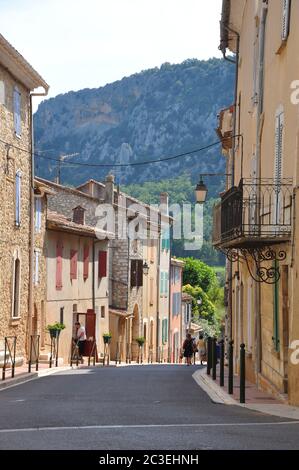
[193,365,299,420]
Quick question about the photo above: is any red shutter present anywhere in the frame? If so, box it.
[98,250,107,278]
[56,241,63,290]
[70,249,78,280]
[83,244,89,280]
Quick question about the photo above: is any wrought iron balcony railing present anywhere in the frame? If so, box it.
[212,178,293,248]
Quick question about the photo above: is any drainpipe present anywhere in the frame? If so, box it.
[28,89,48,357]
[255,5,268,376]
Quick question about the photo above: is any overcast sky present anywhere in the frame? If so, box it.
[1,0,223,108]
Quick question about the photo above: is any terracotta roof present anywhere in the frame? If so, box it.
[0,33,48,92]
[182,292,193,302]
[36,177,98,201]
[47,211,114,239]
[109,308,132,318]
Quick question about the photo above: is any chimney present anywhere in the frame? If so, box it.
[160,192,169,215]
[105,174,115,204]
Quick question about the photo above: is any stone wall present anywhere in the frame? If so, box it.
[0,64,32,360]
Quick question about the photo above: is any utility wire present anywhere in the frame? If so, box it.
[0,136,222,168]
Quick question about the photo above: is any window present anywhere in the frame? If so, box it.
[56,241,63,290]
[160,271,169,296]
[101,306,105,318]
[162,318,168,344]
[161,227,170,251]
[98,250,107,278]
[273,107,284,226]
[83,244,89,280]
[60,307,64,325]
[70,249,78,280]
[35,197,42,232]
[12,255,21,318]
[282,0,291,41]
[13,87,21,137]
[34,250,40,285]
[0,80,5,105]
[15,170,21,226]
[273,260,280,352]
[130,259,143,287]
[72,206,85,225]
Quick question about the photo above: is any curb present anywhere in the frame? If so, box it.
[193,368,299,420]
[0,372,39,392]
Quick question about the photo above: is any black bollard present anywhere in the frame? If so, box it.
[228,340,234,395]
[207,337,212,375]
[219,339,224,387]
[240,343,246,403]
[212,337,217,380]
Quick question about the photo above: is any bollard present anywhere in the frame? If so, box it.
[228,340,234,395]
[240,343,246,404]
[219,339,224,387]
[207,337,212,375]
[212,337,217,380]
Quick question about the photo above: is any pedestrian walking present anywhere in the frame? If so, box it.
[75,321,87,363]
[197,334,206,365]
[182,333,194,366]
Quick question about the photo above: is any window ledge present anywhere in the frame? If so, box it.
[276,40,287,55]
[10,317,21,324]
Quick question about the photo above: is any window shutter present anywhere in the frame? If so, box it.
[131,260,137,288]
[56,241,63,290]
[14,87,21,136]
[165,272,169,295]
[282,0,291,41]
[15,171,21,226]
[70,249,78,280]
[172,293,176,315]
[35,198,42,232]
[137,260,143,287]
[98,250,107,278]
[83,244,89,280]
[274,110,284,225]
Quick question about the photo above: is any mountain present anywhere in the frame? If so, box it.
[34,58,235,187]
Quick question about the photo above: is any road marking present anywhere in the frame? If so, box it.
[0,421,299,433]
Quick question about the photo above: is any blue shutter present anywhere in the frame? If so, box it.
[35,198,42,232]
[165,272,169,295]
[15,171,21,226]
[14,88,21,136]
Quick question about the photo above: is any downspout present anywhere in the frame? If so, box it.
[255,5,268,376]
[28,89,48,357]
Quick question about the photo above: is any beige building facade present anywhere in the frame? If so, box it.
[0,34,48,366]
[214,0,299,405]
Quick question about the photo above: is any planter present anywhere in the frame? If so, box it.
[49,329,61,339]
[103,336,111,344]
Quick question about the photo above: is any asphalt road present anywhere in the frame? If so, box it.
[0,364,298,450]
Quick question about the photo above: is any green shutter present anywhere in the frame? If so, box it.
[273,260,280,352]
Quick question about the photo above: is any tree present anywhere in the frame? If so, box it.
[180,257,216,292]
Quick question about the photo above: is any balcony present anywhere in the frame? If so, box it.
[212,178,293,249]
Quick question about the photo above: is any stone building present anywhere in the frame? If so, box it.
[0,34,48,366]
[213,0,299,405]
[77,176,171,363]
[35,178,113,363]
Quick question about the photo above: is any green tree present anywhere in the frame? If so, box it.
[180,257,216,292]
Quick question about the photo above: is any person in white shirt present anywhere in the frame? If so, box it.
[75,322,87,361]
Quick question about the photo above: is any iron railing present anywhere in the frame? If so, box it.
[213,178,293,246]
[28,335,40,372]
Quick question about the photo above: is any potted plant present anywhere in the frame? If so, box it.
[136,336,145,347]
[46,322,66,339]
[103,333,112,344]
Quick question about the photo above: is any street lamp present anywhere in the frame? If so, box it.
[195,173,231,204]
[143,261,149,276]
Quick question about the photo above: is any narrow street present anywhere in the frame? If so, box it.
[0,365,298,450]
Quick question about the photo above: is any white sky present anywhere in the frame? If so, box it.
[0,0,223,109]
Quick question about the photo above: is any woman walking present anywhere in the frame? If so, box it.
[182,333,194,366]
[197,334,206,365]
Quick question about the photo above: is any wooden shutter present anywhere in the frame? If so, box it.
[15,170,21,226]
[274,110,284,224]
[98,250,107,278]
[56,241,63,290]
[35,197,42,232]
[70,249,78,280]
[131,260,137,288]
[282,0,291,41]
[137,260,143,287]
[14,87,21,136]
[83,244,89,280]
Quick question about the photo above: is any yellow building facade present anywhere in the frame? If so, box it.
[214,0,299,405]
